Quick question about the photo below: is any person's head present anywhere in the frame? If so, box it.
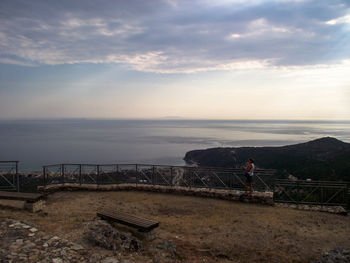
[248,158,254,163]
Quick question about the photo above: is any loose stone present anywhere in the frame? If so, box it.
[101,257,120,263]
[52,258,63,263]
[71,244,84,250]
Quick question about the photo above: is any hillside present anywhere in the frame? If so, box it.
[184,137,350,181]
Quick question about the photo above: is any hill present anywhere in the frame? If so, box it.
[183,137,350,181]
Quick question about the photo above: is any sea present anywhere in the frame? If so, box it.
[0,119,349,171]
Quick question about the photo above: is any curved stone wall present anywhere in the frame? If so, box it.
[38,183,274,205]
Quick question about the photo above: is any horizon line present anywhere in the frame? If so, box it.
[0,117,350,122]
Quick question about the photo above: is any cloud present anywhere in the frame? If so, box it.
[326,14,350,25]
[0,0,349,73]
[0,57,34,66]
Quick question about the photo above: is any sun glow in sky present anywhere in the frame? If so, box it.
[0,0,349,120]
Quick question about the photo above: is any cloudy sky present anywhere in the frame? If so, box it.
[0,0,349,120]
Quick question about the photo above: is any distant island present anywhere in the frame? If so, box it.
[184,137,350,181]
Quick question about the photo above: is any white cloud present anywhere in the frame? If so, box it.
[104,51,272,73]
[59,16,145,38]
[0,57,34,66]
[229,33,242,38]
[326,14,350,25]
[248,18,300,35]
[227,18,315,41]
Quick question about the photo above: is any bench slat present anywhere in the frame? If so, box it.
[0,191,43,203]
[97,209,159,232]
[98,210,156,226]
[102,213,154,226]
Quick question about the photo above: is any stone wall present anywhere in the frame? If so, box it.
[38,183,274,205]
[275,203,347,215]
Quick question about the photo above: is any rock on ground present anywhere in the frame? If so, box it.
[314,247,350,263]
[85,220,142,252]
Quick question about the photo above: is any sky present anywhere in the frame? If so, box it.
[0,0,349,120]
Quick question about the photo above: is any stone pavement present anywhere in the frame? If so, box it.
[0,218,179,263]
[0,218,121,263]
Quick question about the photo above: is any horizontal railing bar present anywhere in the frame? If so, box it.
[276,184,348,188]
[44,163,139,167]
[275,183,348,186]
[274,200,347,206]
[275,185,348,188]
[43,163,277,173]
[275,179,348,184]
[275,184,348,187]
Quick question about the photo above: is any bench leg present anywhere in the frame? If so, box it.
[141,230,157,241]
[24,200,46,213]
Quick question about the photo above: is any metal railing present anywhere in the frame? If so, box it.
[43,163,349,208]
[0,161,19,192]
[43,163,277,192]
[274,179,349,207]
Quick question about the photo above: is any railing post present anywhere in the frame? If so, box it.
[135,164,138,186]
[170,167,173,187]
[116,165,120,184]
[190,168,193,188]
[208,170,211,190]
[61,164,65,184]
[43,166,46,187]
[346,185,349,208]
[296,181,299,206]
[79,164,82,185]
[16,161,19,192]
[97,165,100,185]
[152,166,155,185]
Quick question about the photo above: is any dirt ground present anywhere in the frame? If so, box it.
[1,191,349,263]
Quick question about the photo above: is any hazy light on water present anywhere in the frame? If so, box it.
[0,119,349,170]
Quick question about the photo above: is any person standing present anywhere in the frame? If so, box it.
[244,158,255,195]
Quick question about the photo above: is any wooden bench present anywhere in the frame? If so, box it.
[97,209,159,232]
[0,191,45,212]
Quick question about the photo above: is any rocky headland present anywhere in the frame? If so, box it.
[184,137,350,181]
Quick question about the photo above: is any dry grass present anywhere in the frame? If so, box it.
[1,191,349,262]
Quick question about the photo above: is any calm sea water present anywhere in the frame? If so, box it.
[0,119,349,170]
